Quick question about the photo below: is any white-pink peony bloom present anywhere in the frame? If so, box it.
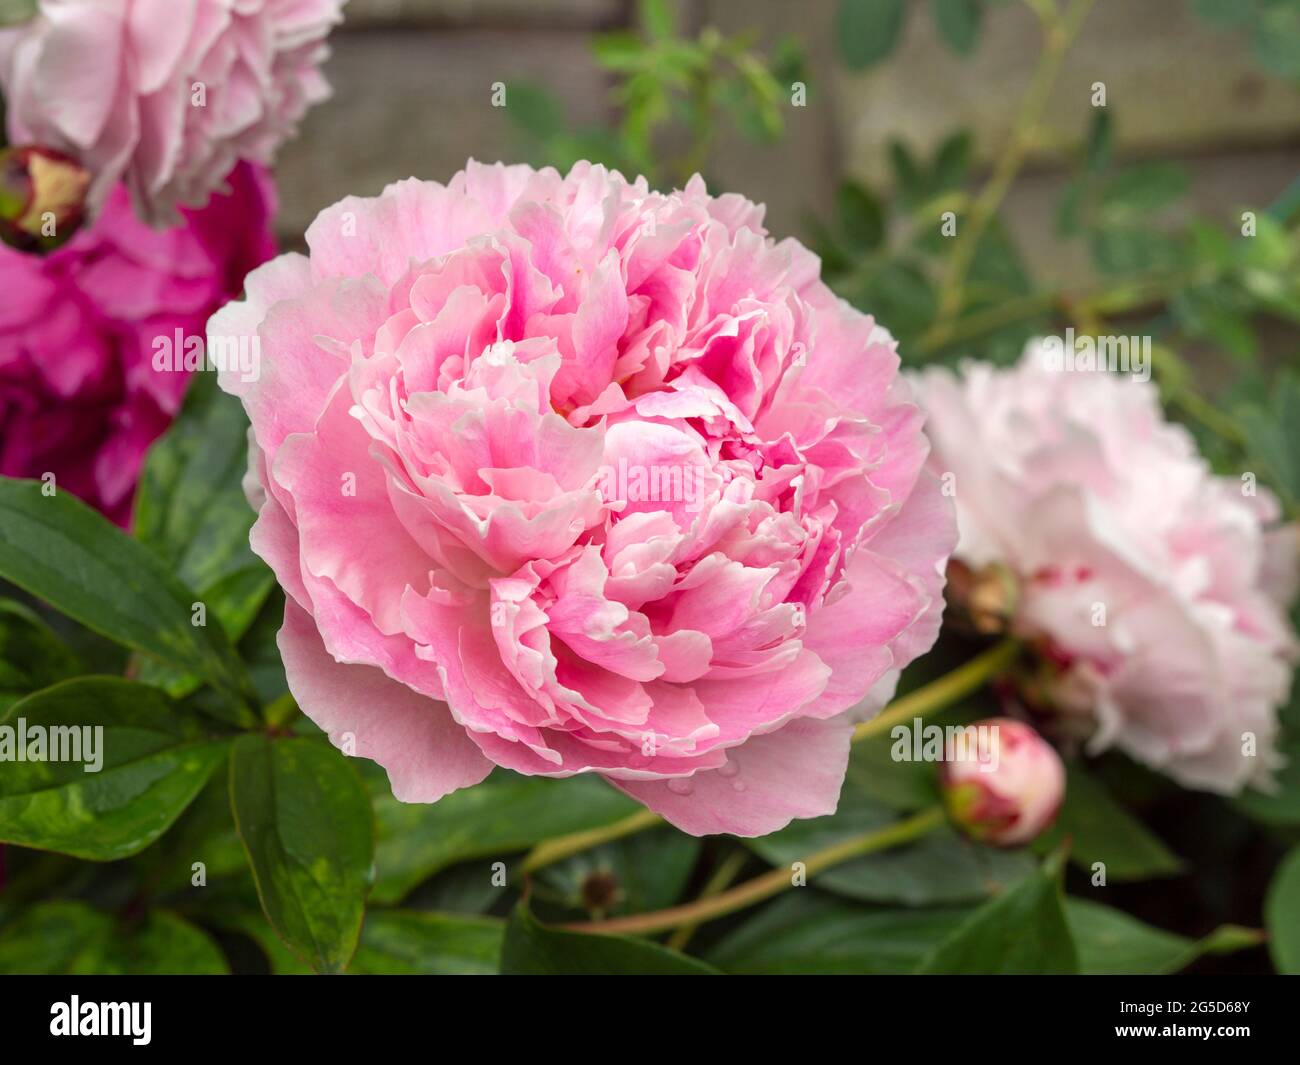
[212,160,956,836]
[916,345,1298,794]
[0,0,343,225]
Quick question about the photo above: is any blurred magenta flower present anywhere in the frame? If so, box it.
[213,160,956,836]
[0,0,343,226]
[939,717,1065,847]
[0,161,275,525]
[916,345,1298,794]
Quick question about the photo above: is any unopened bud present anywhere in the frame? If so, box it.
[944,559,1020,635]
[0,146,91,251]
[939,717,1065,847]
[580,869,622,916]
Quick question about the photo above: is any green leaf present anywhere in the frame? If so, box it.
[133,772,248,895]
[0,1,36,29]
[1171,289,1258,360]
[1237,211,1295,271]
[888,139,927,205]
[726,53,786,142]
[200,896,316,975]
[930,0,982,55]
[1036,767,1184,881]
[591,30,646,72]
[536,825,700,918]
[0,599,81,713]
[843,731,940,812]
[135,565,274,700]
[1265,844,1300,973]
[965,220,1035,298]
[0,901,111,973]
[836,0,908,70]
[408,862,507,915]
[750,776,1032,906]
[1239,372,1300,513]
[197,564,275,642]
[1253,3,1300,80]
[0,902,227,974]
[931,130,974,191]
[366,767,639,905]
[0,677,229,860]
[1067,897,1261,975]
[706,892,969,974]
[133,373,273,697]
[1084,107,1113,174]
[852,259,939,342]
[0,479,252,709]
[770,34,807,88]
[503,83,567,139]
[1188,218,1235,269]
[76,911,229,975]
[349,911,504,975]
[916,851,1078,973]
[133,372,263,625]
[1190,0,1254,27]
[1236,735,1300,824]
[1101,163,1190,215]
[1089,223,1181,277]
[229,735,375,974]
[835,182,886,251]
[638,0,675,40]
[239,588,290,707]
[500,901,717,975]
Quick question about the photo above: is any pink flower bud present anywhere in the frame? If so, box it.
[939,717,1065,847]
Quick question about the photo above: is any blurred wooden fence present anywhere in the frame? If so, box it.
[277,0,1300,287]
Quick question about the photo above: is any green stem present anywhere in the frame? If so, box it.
[852,637,1021,744]
[562,807,946,937]
[665,847,750,951]
[520,808,664,875]
[916,271,1197,356]
[935,0,1093,324]
[917,289,1060,354]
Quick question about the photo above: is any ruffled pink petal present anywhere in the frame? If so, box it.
[610,716,853,836]
[279,599,492,802]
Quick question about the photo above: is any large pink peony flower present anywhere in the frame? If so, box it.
[0,161,276,525]
[213,160,955,836]
[915,346,1298,794]
[0,0,342,225]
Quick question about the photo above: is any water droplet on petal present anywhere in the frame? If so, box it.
[717,758,740,778]
[667,776,694,795]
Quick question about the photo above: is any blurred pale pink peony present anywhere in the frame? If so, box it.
[213,160,956,836]
[0,0,342,226]
[0,162,276,524]
[916,346,1298,794]
[939,717,1065,847]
